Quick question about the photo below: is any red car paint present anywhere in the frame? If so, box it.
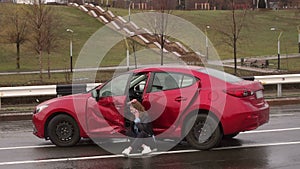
[32,66,269,147]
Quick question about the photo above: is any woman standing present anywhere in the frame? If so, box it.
[122,99,155,156]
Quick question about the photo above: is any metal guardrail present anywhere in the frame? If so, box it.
[0,85,57,98]
[0,83,100,109]
[254,74,300,97]
[0,74,299,109]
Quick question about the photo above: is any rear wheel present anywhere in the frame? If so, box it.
[47,114,80,147]
[185,114,222,150]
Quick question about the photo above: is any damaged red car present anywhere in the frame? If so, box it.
[32,66,269,150]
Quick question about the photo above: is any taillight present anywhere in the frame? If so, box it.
[225,89,254,98]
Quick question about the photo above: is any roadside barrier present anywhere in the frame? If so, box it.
[242,74,300,97]
[0,83,100,109]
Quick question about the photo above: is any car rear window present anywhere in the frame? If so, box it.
[197,68,243,83]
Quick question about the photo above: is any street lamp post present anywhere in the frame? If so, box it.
[205,25,210,61]
[271,28,283,70]
[297,25,300,53]
[128,1,132,22]
[66,29,73,73]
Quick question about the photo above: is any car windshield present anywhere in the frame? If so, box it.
[197,68,243,83]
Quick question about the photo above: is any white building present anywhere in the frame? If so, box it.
[14,0,67,4]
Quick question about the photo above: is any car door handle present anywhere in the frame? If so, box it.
[175,97,187,102]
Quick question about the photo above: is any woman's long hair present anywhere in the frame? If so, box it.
[131,101,146,118]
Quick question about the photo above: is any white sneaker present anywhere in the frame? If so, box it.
[141,145,152,155]
[122,147,132,156]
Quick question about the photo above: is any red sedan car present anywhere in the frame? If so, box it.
[32,66,269,150]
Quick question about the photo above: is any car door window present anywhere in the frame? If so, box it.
[99,73,131,97]
[150,72,197,92]
[129,73,148,101]
[179,75,197,88]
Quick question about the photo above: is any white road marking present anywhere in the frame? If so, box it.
[0,145,55,151]
[270,113,295,117]
[213,141,300,150]
[1,141,300,166]
[241,127,300,134]
[1,127,300,151]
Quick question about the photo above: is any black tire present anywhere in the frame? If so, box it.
[223,132,240,139]
[47,114,80,147]
[185,114,223,150]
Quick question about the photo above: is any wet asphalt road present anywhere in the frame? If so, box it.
[1,104,300,169]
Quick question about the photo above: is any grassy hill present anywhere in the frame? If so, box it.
[175,9,300,59]
[0,4,103,72]
[0,4,300,85]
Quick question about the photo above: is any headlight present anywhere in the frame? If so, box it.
[35,104,49,114]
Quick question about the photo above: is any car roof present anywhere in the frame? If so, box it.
[132,65,204,74]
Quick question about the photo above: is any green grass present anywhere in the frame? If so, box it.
[0,4,103,72]
[268,57,300,72]
[174,10,300,59]
[1,5,300,86]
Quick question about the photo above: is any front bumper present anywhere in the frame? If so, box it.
[32,114,45,138]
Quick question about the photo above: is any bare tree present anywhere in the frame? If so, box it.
[214,0,249,75]
[154,0,172,65]
[27,0,60,81]
[1,4,28,69]
[44,12,61,79]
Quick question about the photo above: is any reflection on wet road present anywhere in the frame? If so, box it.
[1,104,300,169]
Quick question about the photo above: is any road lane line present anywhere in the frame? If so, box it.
[1,141,300,166]
[242,127,300,134]
[270,113,295,117]
[213,141,300,150]
[1,127,300,151]
[0,145,55,151]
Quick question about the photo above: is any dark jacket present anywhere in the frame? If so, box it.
[128,112,154,137]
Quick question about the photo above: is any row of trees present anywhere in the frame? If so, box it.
[0,0,61,81]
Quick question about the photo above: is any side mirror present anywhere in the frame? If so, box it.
[92,89,100,102]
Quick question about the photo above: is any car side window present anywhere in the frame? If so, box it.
[179,75,196,88]
[150,72,196,92]
[99,73,131,97]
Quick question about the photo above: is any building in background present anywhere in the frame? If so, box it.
[1,0,68,4]
[2,0,299,9]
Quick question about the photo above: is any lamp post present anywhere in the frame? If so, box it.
[271,28,283,70]
[128,1,132,22]
[66,28,73,73]
[297,25,300,53]
[205,25,210,61]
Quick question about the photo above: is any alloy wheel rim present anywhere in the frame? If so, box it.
[193,120,212,143]
[55,121,74,141]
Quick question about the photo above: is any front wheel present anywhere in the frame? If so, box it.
[185,114,223,150]
[47,114,80,147]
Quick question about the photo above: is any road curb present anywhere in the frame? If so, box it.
[1,97,300,121]
[0,112,32,121]
[266,97,300,106]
